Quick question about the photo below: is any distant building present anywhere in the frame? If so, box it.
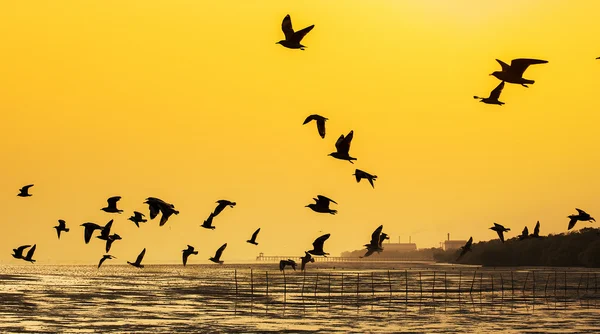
[443,233,466,251]
[380,236,417,252]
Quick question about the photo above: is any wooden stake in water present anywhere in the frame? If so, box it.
[470,271,476,295]
[250,269,254,315]
[371,272,374,312]
[522,271,529,297]
[432,271,436,302]
[283,269,287,306]
[511,271,514,311]
[387,270,392,313]
[356,273,360,312]
[544,272,550,302]
[490,274,494,306]
[405,270,408,312]
[265,271,269,314]
[301,270,306,312]
[532,271,536,309]
[444,272,448,311]
[341,273,344,313]
[234,269,238,315]
[328,273,332,309]
[315,272,319,312]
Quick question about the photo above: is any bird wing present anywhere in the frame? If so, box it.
[182,252,189,266]
[368,177,375,188]
[279,260,285,271]
[316,118,326,139]
[312,234,330,252]
[100,220,113,238]
[510,58,548,76]
[292,25,314,43]
[281,14,295,40]
[22,184,34,191]
[56,228,61,239]
[303,114,318,124]
[98,256,107,269]
[213,202,227,216]
[25,244,36,259]
[58,220,66,228]
[215,243,227,259]
[251,228,261,241]
[338,130,354,154]
[334,134,346,152]
[107,196,121,208]
[379,233,389,247]
[489,81,504,100]
[493,223,503,229]
[533,221,540,236]
[496,230,505,242]
[148,203,160,220]
[495,59,511,72]
[576,208,586,215]
[316,195,337,205]
[84,225,96,244]
[465,237,473,248]
[568,218,577,230]
[17,245,31,253]
[370,225,383,246]
[135,248,146,265]
[363,249,375,257]
[159,210,174,226]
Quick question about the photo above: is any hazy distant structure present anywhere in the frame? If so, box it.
[474,81,505,105]
[276,14,314,50]
[490,58,548,87]
[443,233,467,251]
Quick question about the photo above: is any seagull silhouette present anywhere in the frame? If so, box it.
[353,169,377,188]
[456,237,473,261]
[329,130,357,163]
[568,208,595,230]
[301,251,315,271]
[209,243,227,264]
[54,219,69,239]
[144,197,179,226]
[101,196,123,213]
[182,245,198,266]
[308,234,330,257]
[105,234,122,253]
[303,114,328,139]
[279,259,297,271]
[306,195,338,215]
[128,248,146,268]
[361,225,384,258]
[518,226,529,240]
[96,220,114,241]
[12,245,31,259]
[530,221,541,238]
[201,213,217,230]
[490,223,510,243]
[17,184,34,197]
[23,244,36,263]
[213,200,236,217]
[98,254,115,269]
[379,232,390,247]
[81,223,103,244]
[276,14,314,50]
[247,228,261,245]
[490,58,548,87]
[128,211,147,227]
[474,81,505,105]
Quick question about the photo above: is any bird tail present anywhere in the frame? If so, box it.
[473,96,481,99]
[65,228,70,232]
[174,210,180,215]
[192,251,198,255]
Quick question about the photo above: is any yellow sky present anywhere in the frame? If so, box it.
[1,1,600,264]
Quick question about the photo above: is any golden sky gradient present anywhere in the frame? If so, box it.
[1,1,600,264]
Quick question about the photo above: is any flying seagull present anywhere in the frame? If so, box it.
[128,248,146,268]
[306,195,338,215]
[101,196,123,213]
[456,237,473,261]
[329,130,357,163]
[81,222,103,244]
[128,211,147,228]
[96,220,114,241]
[17,184,34,197]
[279,259,297,271]
[361,225,384,258]
[308,234,330,257]
[490,58,548,88]
[518,226,529,240]
[490,223,510,243]
[54,219,69,239]
[353,169,377,188]
[303,114,327,139]
[182,245,198,266]
[247,228,261,245]
[144,197,179,226]
[530,221,541,238]
[209,243,227,264]
[568,208,595,230]
[474,81,505,105]
[379,232,390,247]
[105,234,122,253]
[276,14,314,50]
[98,254,115,269]
[213,200,236,217]
[301,251,315,271]
[12,245,31,259]
[201,213,216,230]
[23,244,37,263]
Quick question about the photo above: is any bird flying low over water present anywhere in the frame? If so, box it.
[301,251,315,271]
[530,221,541,238]
[101,196,123,213]
[96,220,113,241]
[247,228,261,245]
[306,195,338,215]
[23,244,36,263]
[98,254,115,269]
[308,234,330,257]
[17,184,34,197]
[276,14,314,50]
[279,259,297,271]
[518,226,529,240]
[12,245,31,259]
[144,197,179,226]
[128,248,146,268]
[81,222,103,244]
[105,234,122,253]
[353,169,377,188]
[490,223,510,243]
[329,130,357,163]
[54,220,69,239]
[456,237,473,261]
[182,245,198,266]
[303,114,328,139]
[568,208,595,230]
[128,211,147,228]
[209,243,227,264]
[201,213,216,230]
[213,200,236,217]
[474,81,505,105]
[490,58,548,88]
[362,225,384,258]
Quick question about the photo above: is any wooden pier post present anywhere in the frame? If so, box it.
[432,271,436,301]
[250,269,254,315]
[283,269,287,306]
[500,272,504,300]
[470,271,476,295]
[387,270,392,313]
[522,271,529,296]
[265,271,269,314]
[341,273,344,313]
[371,272,374,312]
[356,273,360,311]
[315,272,319,312]
[328,273,332,309]
[301,270,306,312]
[234,269,238,315]
[419,271,423,300]
[405,270,408,311]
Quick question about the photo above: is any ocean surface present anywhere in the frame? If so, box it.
[1,262,599,333]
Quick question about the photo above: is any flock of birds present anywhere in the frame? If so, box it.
[8,14,598,270]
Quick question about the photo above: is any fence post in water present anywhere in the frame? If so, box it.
[234,269,238,315]
[432,271,436,301]
[405,270,408,311]
[387,270,392,312]
[356,273,360,311]
[265,271,269,314]
[577,272,583,297]
[371,272,374,312]
[419,272,423,300]
[250,269,254,315]
[532,271,536,307]
[328,273,332,309]
[301,270,306,311]
[595,273,598,295]
[500,272,504,300]
[490,274,494,304]
[341,273,344,313]
[522,271,529,296]
[444,272,448,309]
[315,272,319,312]
[283,269,287,306]
[470,271,476,295]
